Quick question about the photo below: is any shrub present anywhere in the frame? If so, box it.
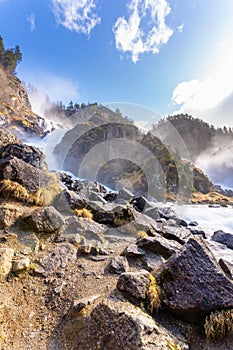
[74,208,93,220]
[146,274,161,313]
[204,309,233,340]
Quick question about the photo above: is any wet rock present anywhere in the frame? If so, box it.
[61,300,188,350]
[12,256,30,273]
[0,203,24,229]
[158,207,176,220]
[212,230,233,249]
[189,228,206,238]
[189,221,198,227]
[34,244,76,277]
[20,206,64,234]
[117,270,150,301]
[137,233,182,258]
[106,256,129,274]
[122,243,145,257]
[219,258,233,280]
[0,247,14,280]
[103,192,118,202]
[155,237,233,323]
[163,226,192,244]
[0,156,52,192]
[209,204,220,208]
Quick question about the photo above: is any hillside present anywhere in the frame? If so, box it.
[54,106,231,204]
[154,114,233,161]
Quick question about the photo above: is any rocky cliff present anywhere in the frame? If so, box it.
[0,67,49,137]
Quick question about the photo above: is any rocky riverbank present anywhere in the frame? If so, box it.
[1,127,233,349]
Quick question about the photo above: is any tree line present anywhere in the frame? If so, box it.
[0,35,22,74]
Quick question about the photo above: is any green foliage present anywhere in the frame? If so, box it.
[0,36,22,74]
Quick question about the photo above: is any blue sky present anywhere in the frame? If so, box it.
[1,0,233,127]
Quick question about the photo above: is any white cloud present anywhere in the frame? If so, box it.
[177,23,184,32]
[171,37,233,126]
[27,13,36,31]
[113,0,173,63]
[51,0,101,35]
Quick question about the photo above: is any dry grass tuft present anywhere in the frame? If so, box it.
[146,274,161,313]
[204,309,233,340]
[74,208,93,220]
[0,180,62,206]
[0,180,30,203]
[137,230,148,238]
[33,183,62,206]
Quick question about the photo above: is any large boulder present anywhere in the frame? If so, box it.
[211,230,233,249]
[155,237,233,323]
[61,300,188,350]
[0,247,14,280]
[20,206,64,234]
[0,143,47,170]
[0,156,52,192]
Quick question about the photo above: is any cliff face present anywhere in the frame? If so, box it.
[54,106,225,202]
[0,67,48,137]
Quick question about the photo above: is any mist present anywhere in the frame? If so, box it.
[196,135,233,189]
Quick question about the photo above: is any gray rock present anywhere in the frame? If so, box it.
[0,203,24,229]
[0,156,52,192]
[137,233,182,258]
[189,221,198,227]
[156,237,233,323]
[62,216,106,241]
[212,230,233,249]
[0,143,47,170]
[163,226,193,244]
[19,233,40,253]
[34,244,76,277]
[106,256,129,274]
[117,271,150,300]
[122,243,145,257]
[55,189,87,211]
[0,247,14,280]
[12,256,30,273]
[61,300,189,350]
[20,206,64,234]
[219,258,233,280]
[119,187,134,200]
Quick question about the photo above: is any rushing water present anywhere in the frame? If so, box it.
[184,204,233,265]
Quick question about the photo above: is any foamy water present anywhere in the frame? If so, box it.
[184,205,233,264]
